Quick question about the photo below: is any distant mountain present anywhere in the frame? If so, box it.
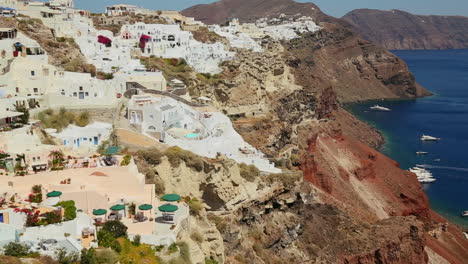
[181,0,333,25]
[342,9,468,50]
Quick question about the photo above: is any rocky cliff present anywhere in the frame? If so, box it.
[342,9,468,50]
[179,0,468,263]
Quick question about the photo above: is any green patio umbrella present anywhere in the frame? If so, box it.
[104,146,120,155]
[158,204,178,213]
[46,191,62,198]
[92,209,107,216]
[110,204,125,211]
[138,204,153,211]
[162,194,181,202]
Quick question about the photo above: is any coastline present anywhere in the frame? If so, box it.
[346,99,468,229]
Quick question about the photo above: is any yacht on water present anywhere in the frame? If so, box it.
[462,211,468,217]
[416,151,429,155]
[408,166,437,183]
[421,135,441,141]
[370,105,391,111]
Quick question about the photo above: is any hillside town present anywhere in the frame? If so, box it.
[0,0,323,263]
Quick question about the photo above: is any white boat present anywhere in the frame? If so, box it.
[408,166,436,183]
[434,159,441,162]
[370,105,391,111]
[416,151,429,155]
[462,211,468,217]
[421,135,440,141]
[419,178,436,183]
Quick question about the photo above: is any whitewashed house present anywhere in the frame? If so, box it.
[128,95,200,140]
[120,23,235,74]
[48,122,112,149]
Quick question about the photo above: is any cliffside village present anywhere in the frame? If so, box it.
[0,0,321,261]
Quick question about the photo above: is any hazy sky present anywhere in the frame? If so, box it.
[76,0,468,17]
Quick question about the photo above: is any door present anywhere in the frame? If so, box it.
[79,92,84,99]
[0,213,4,223]
[94,136,98,145]
[76,138,80,147]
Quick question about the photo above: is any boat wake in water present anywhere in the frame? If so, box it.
[418,164,468,173]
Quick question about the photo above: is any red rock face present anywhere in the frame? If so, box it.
[301,132,431,222]
[300,131,468,263]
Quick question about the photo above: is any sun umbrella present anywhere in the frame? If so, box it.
[93,209,107,216]
[162,194,181,202]
[158,204,178,213]
[46,191,62,198]
[104,146,120,155]
[110,204,125,211]
[138,204,153,211]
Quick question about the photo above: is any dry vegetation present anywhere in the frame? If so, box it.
[140,57,195,86]
[37,108,91,131]
[191,27,225,44]
[14,17,96,75]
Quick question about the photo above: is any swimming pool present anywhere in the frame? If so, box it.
[184,133,199,138]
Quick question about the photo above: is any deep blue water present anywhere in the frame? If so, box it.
[348,49,468,228]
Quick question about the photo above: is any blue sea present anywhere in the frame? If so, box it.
[348,49,468,228]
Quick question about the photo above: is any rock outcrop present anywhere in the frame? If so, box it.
[342,9,468,50]
[179,1,468,263]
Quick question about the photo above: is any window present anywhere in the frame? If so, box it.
[85,92,89,96]
[79,86,83,91]
[33,88,38,93]
[15,87,19,93]
[31,70,35,76]
[73,92,77,97]
[32,157,36,162]
[61,89,65,95]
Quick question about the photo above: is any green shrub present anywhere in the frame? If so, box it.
[239,163,260,182]
[55,247,79,264]
[102,220,128,238]
[187,198,204,216]
[56,200,77,221]
[31,184,42,194]
[164,146,204,172]
[168,243,178,254]
[205,258,219,264]
[97,229,116,248]
[95,248,118,264]
[3,242,30,257]
[120,154,132,166]
[132,234,141,246]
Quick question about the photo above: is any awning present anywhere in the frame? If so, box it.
[46,191,62,198]
[110,204,125,211]
[93,209,107,216]
[0,111,23,120]
[162,194,181,202]
[104,146,120,155]
[138,204,153,211]
[158,204,178,213]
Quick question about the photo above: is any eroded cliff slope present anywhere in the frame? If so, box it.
[343,9,468,50]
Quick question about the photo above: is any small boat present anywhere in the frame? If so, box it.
[370,105,391,111]
[419,178,436,183]
[434,159,441,162]
[421,135,440,141]
[462,211,468,217]
[416,151,429,155]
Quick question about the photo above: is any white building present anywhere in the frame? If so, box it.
[128,94,280,173]
[120,23,235,74]
[48,122,112,149]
